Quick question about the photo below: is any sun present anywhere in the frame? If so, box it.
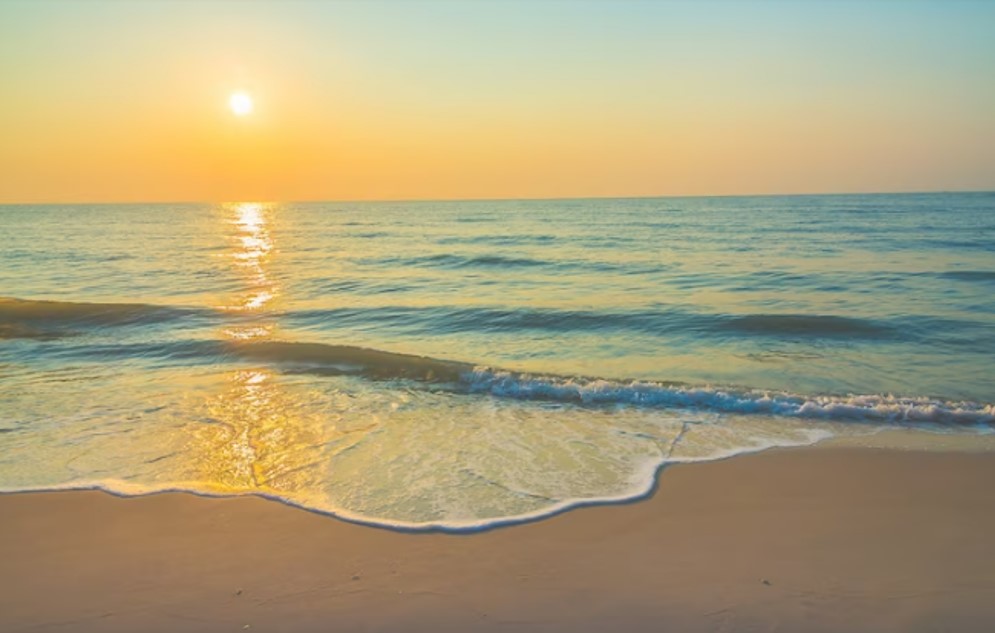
[229,92,253,116]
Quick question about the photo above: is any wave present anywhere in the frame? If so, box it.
[0,297,201,330]
[17,327,990,425]
[924,238,992,250]
[4,294,901,343]
[4,296,978,348]
[460,368,995,425]
[436,234,559,246]
[357,252,670,275]
[717,314,896,338]
[347,231,391,239]
[138,338,995,425]
[362,253,551,270]
[235,340,472,382]
[5,296,992,426]
[0,323,70,340]
[286,305,688,336]
[289,304,907,341]
[429,253,549,268]
[939,271,995,283]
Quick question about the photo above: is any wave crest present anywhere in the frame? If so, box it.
[0,296,196,329]
[461,368,995,425]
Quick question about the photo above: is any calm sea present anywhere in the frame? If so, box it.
[1,193,993,528]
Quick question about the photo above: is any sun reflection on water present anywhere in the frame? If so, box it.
[197,202,313,493]
[223,202,279,335]
[191,368,330,496]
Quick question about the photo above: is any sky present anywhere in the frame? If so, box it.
[0,0,993,203]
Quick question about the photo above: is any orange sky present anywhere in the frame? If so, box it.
[1,1,993,203]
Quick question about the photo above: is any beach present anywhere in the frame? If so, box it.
[3,196,994,531]
[4,445,994,633]
[4,2,994,631]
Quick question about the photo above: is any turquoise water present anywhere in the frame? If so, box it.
[1,193,993,528]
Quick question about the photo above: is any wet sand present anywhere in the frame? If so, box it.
[2,446,994,632]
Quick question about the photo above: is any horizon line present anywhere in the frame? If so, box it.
[1,188,992,207]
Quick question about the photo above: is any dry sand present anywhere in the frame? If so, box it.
[2,446,994,632]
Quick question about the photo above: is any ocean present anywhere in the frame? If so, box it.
[1,193,993,529]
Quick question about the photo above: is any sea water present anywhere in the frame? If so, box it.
[1,193,993,528]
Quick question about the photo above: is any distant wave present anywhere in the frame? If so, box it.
[717,314,895,338]
[288,304,913,341]
[0,323,68,340]
[421,253,550,269]
[4,296,980,346]
[359,253,554,270]
[346,231,391,239]
[355,252,669,275]
[236,340,471,382]
[436,234,558,246]
[0,297,204,336]
[923,238,992,251]
[939,271,995,283]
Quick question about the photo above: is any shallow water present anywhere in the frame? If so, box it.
[1,194,993,528]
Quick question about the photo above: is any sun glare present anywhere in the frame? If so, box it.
[229,92,253,116]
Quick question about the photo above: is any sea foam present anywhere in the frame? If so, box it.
[462,368,995,425]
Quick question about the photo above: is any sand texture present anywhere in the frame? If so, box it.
[2,447,995,632]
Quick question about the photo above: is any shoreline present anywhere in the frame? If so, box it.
[3,445,995,632]
[4,426,994,534]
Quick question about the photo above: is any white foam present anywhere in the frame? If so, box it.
[0,425,837,532]
[2,370,992,532]
[462,368,995,425]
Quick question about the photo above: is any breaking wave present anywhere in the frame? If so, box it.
[4,296,993,427]
[461,368,995,425]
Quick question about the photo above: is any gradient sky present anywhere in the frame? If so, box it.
[1,0,993,203]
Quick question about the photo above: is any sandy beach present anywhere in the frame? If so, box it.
[4,1,994,631]
[3,446,994,632]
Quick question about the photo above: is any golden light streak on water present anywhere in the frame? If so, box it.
[195,203,316,493]
[223,202,279,336]
[222,324,274,340]
[193,203,337,498]
[190,369,330,496]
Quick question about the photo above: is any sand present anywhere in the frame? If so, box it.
[2,446,995,632]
